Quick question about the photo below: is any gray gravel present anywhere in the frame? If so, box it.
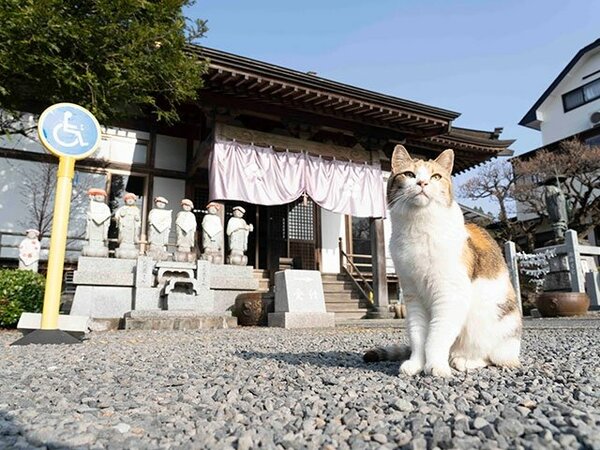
[0,324,599,449]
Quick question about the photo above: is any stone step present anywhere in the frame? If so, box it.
[333,310,368,320]
[322,280,357,290]
[324,292,363,303]
[326,302,370,312]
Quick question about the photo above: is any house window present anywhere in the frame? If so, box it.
[562,77,600,112]
[585,134,600,146]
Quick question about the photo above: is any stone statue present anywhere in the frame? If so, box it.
[18,229,41,272]
[82,188,111,257]
[115,192,141,259]
[147,196,172,261]
[201,202,223,264]
[175,198,197,262]
[226,206,254,266]
[544,176,568,241]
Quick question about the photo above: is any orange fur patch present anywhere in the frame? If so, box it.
[462,224,506,280]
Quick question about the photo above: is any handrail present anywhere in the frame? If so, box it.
[338,238,373,305]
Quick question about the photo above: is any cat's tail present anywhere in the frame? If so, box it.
[363,344,411,363]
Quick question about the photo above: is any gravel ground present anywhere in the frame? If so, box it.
[0,324,599,450]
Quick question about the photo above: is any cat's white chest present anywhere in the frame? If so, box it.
[389,207,468,294]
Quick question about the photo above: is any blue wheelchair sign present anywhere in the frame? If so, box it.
[38,103,101,159]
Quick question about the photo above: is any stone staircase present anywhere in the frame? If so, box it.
[252,270,371,321]
[321,273,370,320]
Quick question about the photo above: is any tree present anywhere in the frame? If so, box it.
[513,139,600,237]
[4,159,93,241]
[460,139,600,250]
[0,0,208,132]
[459,159,542,250]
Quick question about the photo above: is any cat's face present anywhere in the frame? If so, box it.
[387,145,454,211]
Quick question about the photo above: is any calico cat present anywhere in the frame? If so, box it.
[364,145,521,377]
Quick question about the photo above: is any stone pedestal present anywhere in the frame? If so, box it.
[268,270,334,328]
[71,257,136,319]
[539,250,598,292]
[210,264,259,312]
[70,285,134,318]
[69,255,256,328]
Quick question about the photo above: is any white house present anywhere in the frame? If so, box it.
[519,38,600,146]
[517,38,600,246]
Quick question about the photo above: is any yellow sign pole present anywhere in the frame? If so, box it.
[40,156,76,330]
[11,103,101,345]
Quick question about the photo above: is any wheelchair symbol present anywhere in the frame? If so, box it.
[52,111,88,148]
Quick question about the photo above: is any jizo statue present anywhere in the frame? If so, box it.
[19,229,41,272]
[115,192,141,259]
[82,188,111,257]
[226,206,253,266]
[175,198,197,262]
[201,202,223,264]
[147,196,172,261]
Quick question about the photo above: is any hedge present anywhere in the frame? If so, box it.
[0,269,45,328]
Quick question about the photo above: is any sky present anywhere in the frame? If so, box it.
[184,0,600,212]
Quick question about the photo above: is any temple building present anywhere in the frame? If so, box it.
[0,45,514,319]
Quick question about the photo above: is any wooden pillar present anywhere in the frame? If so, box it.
[367,217,393,318]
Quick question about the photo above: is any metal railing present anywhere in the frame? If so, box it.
[338,238,374,305]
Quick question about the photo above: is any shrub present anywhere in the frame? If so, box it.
[0,269,45,328]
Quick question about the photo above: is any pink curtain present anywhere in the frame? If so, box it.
[209,141,386,218]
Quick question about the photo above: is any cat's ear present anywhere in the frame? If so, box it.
[391,145,412,173]
[435,149,454,174]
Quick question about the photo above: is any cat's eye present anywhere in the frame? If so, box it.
[431,173,442,180]
[402,171,415,178]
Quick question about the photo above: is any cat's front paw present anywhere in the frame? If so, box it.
[399,359,424,376]
[424,363,453,377]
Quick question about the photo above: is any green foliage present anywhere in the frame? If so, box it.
[0,0,208,127]
[0,269,45,328]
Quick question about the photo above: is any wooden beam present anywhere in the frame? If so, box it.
[196,91,425,140]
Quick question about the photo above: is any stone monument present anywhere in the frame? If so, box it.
[544,176,568,242]
[82,188,111,257]
[269,270,335,328]
[147,196,172,261]
[115,192,141,259]
[201,202,223,264]
[18,229,41,272]
[175,199,197,263]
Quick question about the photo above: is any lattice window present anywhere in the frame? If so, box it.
[288,198,314,241]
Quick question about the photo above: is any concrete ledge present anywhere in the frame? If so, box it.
[268,312,335,329]
[124,310,237,330]
[17,313,90,337]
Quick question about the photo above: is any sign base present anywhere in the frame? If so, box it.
[11,329,82,346]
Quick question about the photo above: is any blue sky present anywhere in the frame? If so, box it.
[185,0,599,211]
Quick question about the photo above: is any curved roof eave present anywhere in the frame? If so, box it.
[187,44,461,122]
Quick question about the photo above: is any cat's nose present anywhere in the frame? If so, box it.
[417,179,428,187]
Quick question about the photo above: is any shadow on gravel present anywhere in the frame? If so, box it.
[0,409,74,449]
[236,350,404,376]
